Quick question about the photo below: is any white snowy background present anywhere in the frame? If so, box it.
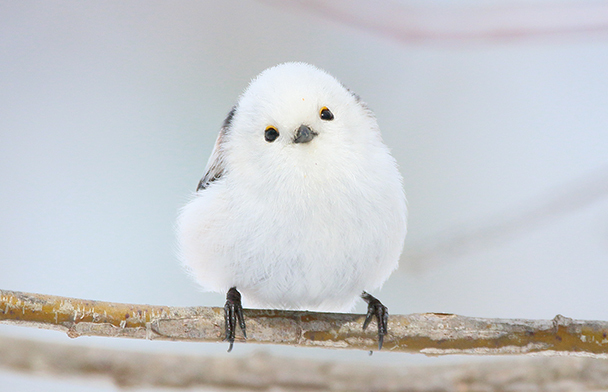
[1,1,607,390]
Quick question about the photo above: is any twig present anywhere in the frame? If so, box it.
[1,289,607,356]
[404,166,608,273]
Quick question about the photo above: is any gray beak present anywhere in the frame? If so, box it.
[293,124,317,144]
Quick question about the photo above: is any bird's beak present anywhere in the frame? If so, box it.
[293,124,317,144]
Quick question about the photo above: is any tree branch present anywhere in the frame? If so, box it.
[264,0,608,43]
[2,335,608,391]
[404,166,608,273]
[1,289,607,356]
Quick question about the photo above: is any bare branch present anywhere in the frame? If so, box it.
[404,166,608,273]
[2,335,608,391]
[263,0,608,43]
[1,289,608,357]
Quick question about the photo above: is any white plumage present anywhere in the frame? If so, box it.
[178,62,407,312]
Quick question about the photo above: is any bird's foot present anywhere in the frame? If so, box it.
[361,291,388,350]
[224,287,246,352]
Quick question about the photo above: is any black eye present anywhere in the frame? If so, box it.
[265,126,279,142]
[320,107,334,121]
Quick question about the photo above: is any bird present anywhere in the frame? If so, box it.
[177,62,407,351]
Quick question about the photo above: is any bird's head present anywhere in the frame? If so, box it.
[223,62,381,187]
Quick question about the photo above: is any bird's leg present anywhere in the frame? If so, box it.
[361,291,389,350]
[224,287,246,352]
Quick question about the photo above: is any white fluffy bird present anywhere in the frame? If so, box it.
[178,62,407,350]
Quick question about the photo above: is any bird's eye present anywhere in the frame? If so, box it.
[264,126,279,142]
[319,107,334,121]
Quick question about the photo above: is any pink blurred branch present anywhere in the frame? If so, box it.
[264,0,608,43]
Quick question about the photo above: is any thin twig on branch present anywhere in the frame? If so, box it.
[404,167,608,273]
[1,289,607,356]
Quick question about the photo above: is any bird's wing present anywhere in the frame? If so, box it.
[196,107,235,191]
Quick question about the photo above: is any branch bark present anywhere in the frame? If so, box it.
[2,335,608,391]
[1,289,607,357]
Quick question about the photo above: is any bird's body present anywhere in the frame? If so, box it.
[178,62,407,315]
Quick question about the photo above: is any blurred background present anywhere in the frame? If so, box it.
[1,0,608,390]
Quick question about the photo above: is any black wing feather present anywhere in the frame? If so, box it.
[197,107,235,191]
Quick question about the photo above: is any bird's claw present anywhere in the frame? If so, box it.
[361,291,388,350]
[224,287,246,352]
